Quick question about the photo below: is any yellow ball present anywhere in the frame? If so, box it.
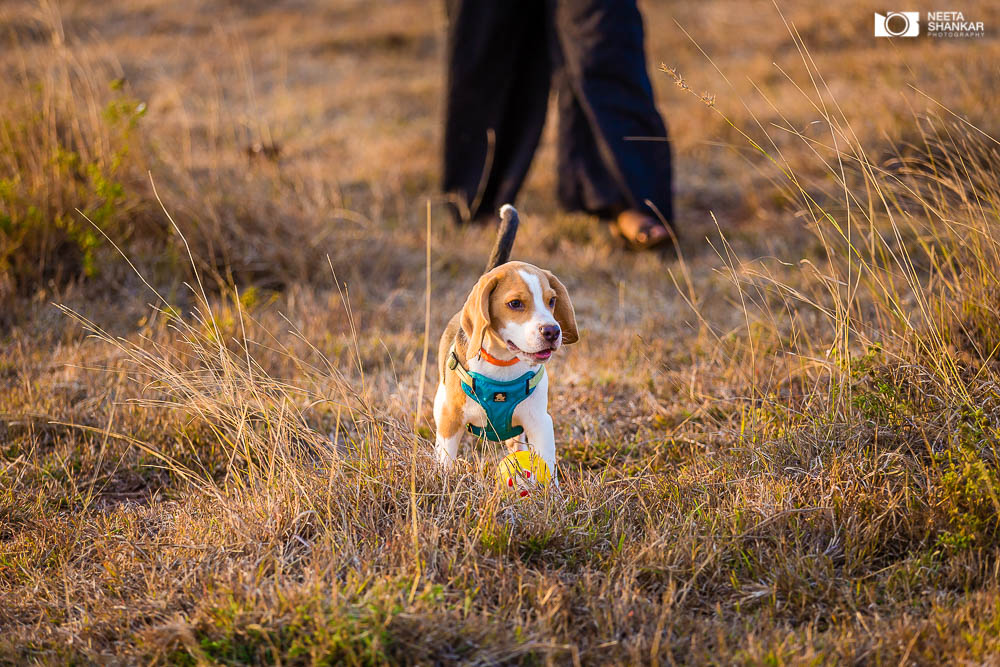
[497,450,552,497]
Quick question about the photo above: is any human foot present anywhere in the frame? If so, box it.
[610,209,672,250]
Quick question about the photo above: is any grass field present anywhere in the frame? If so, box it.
[3,0,1000,663]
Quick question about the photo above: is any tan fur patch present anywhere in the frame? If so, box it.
[487,269,538,337]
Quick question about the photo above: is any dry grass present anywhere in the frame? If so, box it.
[3,0,1000,664]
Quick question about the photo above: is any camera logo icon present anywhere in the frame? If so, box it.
[875,11,920,37]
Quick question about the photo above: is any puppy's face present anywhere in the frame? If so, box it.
[461,262,578,365]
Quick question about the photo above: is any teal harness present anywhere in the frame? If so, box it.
[447,346,545,442]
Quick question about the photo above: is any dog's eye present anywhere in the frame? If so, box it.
[548,297,556,309]
[507,299,524,311]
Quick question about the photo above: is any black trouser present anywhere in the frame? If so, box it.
[442,0,673,225]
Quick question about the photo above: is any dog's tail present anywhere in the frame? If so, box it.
[484,204,519,273]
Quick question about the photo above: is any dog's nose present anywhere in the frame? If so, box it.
[540,324,561,343]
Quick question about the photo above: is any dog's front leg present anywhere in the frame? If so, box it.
[523,412,558,486]
[433,382,463,465]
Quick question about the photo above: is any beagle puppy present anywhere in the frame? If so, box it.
[433,205,578,482]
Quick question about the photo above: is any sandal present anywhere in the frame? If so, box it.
[609,209,673,251]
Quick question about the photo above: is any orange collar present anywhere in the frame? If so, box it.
[479,347,519,366]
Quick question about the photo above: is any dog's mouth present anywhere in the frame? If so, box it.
[507,340,556,363]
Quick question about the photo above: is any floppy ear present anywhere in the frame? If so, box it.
[461,274,499,357]
[545,271,578,344]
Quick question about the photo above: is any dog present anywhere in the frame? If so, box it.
[433,205,578,483]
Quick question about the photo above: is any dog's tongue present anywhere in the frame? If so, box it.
[532,349,552,361]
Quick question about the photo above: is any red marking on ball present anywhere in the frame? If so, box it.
[507,478,514,487]
[519,490,529,498]
[523,471,531,478]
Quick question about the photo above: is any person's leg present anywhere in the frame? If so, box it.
[442,0,551,223]
[552,62,622,217]
[552,0,673,228]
